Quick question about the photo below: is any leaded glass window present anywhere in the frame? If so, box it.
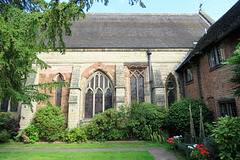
[0,99,18,112]
[166,74,177,108]
[56,75,63,107]
[130,70,145,103]
[85,71,113,118]
[220,101,237,117]
[208,45,225,68]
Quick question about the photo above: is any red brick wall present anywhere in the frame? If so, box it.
[183,65,200,99]
[37,66,73,116]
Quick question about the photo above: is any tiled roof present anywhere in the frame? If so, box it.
[176,1,240,71]
[63,13,210,49]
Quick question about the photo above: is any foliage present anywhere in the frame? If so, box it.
[86,108,124,141]
[166,135,182,149]
[190,144,211,160]
[212,116,240,160]
[167,98,214,136]
[33,105,65,141]
[0,0,145,110]
[0,112,19,138]
[144,125,167,143]
[125,102,168,140]
[204,136,220,160]
[223,43,240,96]
[0,130,11,143]
[63,127,88,143]
[18,124,39,143]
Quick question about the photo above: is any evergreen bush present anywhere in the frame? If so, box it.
[86,108,124,141]
[63,127,88,143]
[33,105,66,141]
[0,112,19,139]
[125,102,168,140]
[0,130,11,143]
[167,98,213,136]
[212,116,240,160]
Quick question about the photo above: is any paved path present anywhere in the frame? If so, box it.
[0,147,178,160]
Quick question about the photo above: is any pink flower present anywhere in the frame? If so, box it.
[34,133,37,135]
[26,136,29,140]
[24,139,26,142]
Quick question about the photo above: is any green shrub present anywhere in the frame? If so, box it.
[212,116,240,160]
[0,130,11,143]
[125,102,168,140]
[86,108,124,141]
[167,98,214,136]
[19,124,39,143]
[33,105,66,141]
[144,125,167,143]
[0,112,19,138]
[63,127,88,143]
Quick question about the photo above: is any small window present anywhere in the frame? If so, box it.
[0,99,18,112]
[185,68,193,83]
[219,101,237,117]
[208,45,224,68]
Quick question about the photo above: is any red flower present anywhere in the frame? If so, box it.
[206,151,210,154]
[197,144,200,149]
[201,151,204,155]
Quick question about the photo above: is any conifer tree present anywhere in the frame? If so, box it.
[0,0,145,108]
[224,43,240,96]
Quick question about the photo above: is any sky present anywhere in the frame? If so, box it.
[84,0,239,21]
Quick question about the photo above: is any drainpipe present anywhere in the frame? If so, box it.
[180,72,185,98]
[195,63,203,101]
[146,49,153,104]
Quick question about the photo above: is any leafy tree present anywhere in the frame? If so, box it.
[0,0,145,108]
[224,43,240,96]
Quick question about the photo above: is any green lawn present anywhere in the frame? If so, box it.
[0,142,162,150]
[0,142,186,160]
[0,151,154,160]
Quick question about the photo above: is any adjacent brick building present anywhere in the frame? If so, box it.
[176,1,240,118]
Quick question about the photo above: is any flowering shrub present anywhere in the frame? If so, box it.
[167,135,182,148]
[19,124,39,143]
[190,144,210,160]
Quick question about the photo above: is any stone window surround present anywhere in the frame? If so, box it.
[84,71,114,119]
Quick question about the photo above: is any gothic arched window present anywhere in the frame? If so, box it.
[166,74,177,108]
[85,71,113,118]
[56,75,63,107]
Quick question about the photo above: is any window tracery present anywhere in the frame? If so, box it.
[85,71,113,118]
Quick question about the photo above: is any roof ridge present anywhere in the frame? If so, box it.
[86,13,199,16]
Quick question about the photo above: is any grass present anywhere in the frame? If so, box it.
[0,151,154,160]
[0,142,186,160]
[0,142,162,149]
